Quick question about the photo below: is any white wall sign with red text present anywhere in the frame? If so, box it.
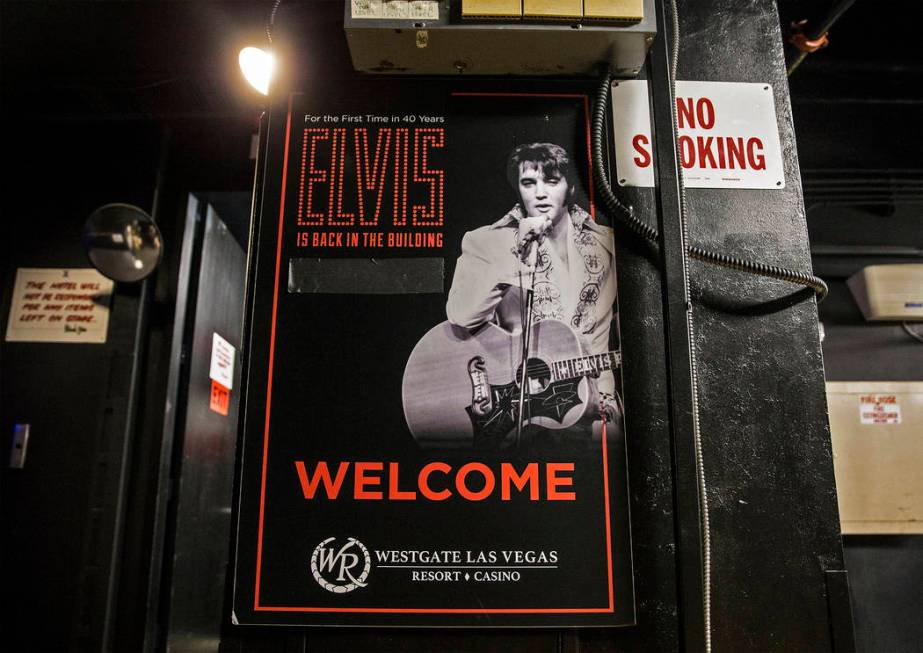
[209,332,236,416]
[859,394,902,425]
[611,81,785,189]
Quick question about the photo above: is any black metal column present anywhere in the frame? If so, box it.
[649,1,706,651]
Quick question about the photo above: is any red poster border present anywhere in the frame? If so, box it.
[252,92,615,615]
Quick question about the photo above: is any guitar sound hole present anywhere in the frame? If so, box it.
[516,358,552,393]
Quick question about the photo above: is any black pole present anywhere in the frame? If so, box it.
[102,125,169,652]
[648,0,707,650]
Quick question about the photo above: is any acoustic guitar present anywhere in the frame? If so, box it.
[402,319,621,449]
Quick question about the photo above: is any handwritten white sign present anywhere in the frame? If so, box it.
[5,268,113,344]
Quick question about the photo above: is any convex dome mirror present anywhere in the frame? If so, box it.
[83,203,163,282]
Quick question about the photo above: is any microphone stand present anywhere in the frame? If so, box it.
[515,244,538,448]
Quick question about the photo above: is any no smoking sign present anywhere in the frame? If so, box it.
[611,80,786,190]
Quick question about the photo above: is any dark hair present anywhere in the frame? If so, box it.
[505,142,577,192]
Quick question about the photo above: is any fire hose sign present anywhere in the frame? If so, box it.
[859,394,902,425]
[611,81,785,189]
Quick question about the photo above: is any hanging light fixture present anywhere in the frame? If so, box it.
[239,1,282,96]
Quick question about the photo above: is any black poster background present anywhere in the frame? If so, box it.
[233,81,635,627]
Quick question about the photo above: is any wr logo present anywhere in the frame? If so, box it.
[310,536,371,593]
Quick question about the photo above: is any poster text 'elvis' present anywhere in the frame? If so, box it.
[294,121,446,251]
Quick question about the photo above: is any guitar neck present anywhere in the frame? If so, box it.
[550,351,622,381]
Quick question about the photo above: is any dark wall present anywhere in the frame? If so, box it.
[807,203,923,382]
[818,284,923,383]
[0,122,159,652]
[809,208,923,653]
[841,536,923,653]
[790,0,923,382]
[790,3,923,650]
[810,243,923,653]
[0,113,258,651]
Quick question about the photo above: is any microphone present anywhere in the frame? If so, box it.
[514,217,551,265]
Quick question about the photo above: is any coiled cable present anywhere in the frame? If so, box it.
[591,80,657,243]
[590,73,829,301]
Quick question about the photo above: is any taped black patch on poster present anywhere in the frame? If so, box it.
[234,84,635,627]
[288,258,444,294]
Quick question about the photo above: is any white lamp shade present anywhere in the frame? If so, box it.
[239,47,275,95]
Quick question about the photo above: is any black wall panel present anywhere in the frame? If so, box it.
[0,123,159,652]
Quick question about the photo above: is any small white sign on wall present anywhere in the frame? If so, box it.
[611,80,786,189]
[210,332,236,391]
[859,394,902,425]
[5,268,113,344]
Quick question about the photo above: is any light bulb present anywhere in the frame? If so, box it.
[239,47,275,95]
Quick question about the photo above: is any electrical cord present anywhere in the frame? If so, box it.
[590,75,829,303]
[267,0,283,45]
[591,81,656,242]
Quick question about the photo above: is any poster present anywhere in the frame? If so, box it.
[4,268,113,344]
[233,84,634,627]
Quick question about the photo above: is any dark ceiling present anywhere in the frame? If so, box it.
[1,1,920,120]
[1,0,921,214]
[775,0,923,246]
[780,0,923,95]
[1,0,275,120]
